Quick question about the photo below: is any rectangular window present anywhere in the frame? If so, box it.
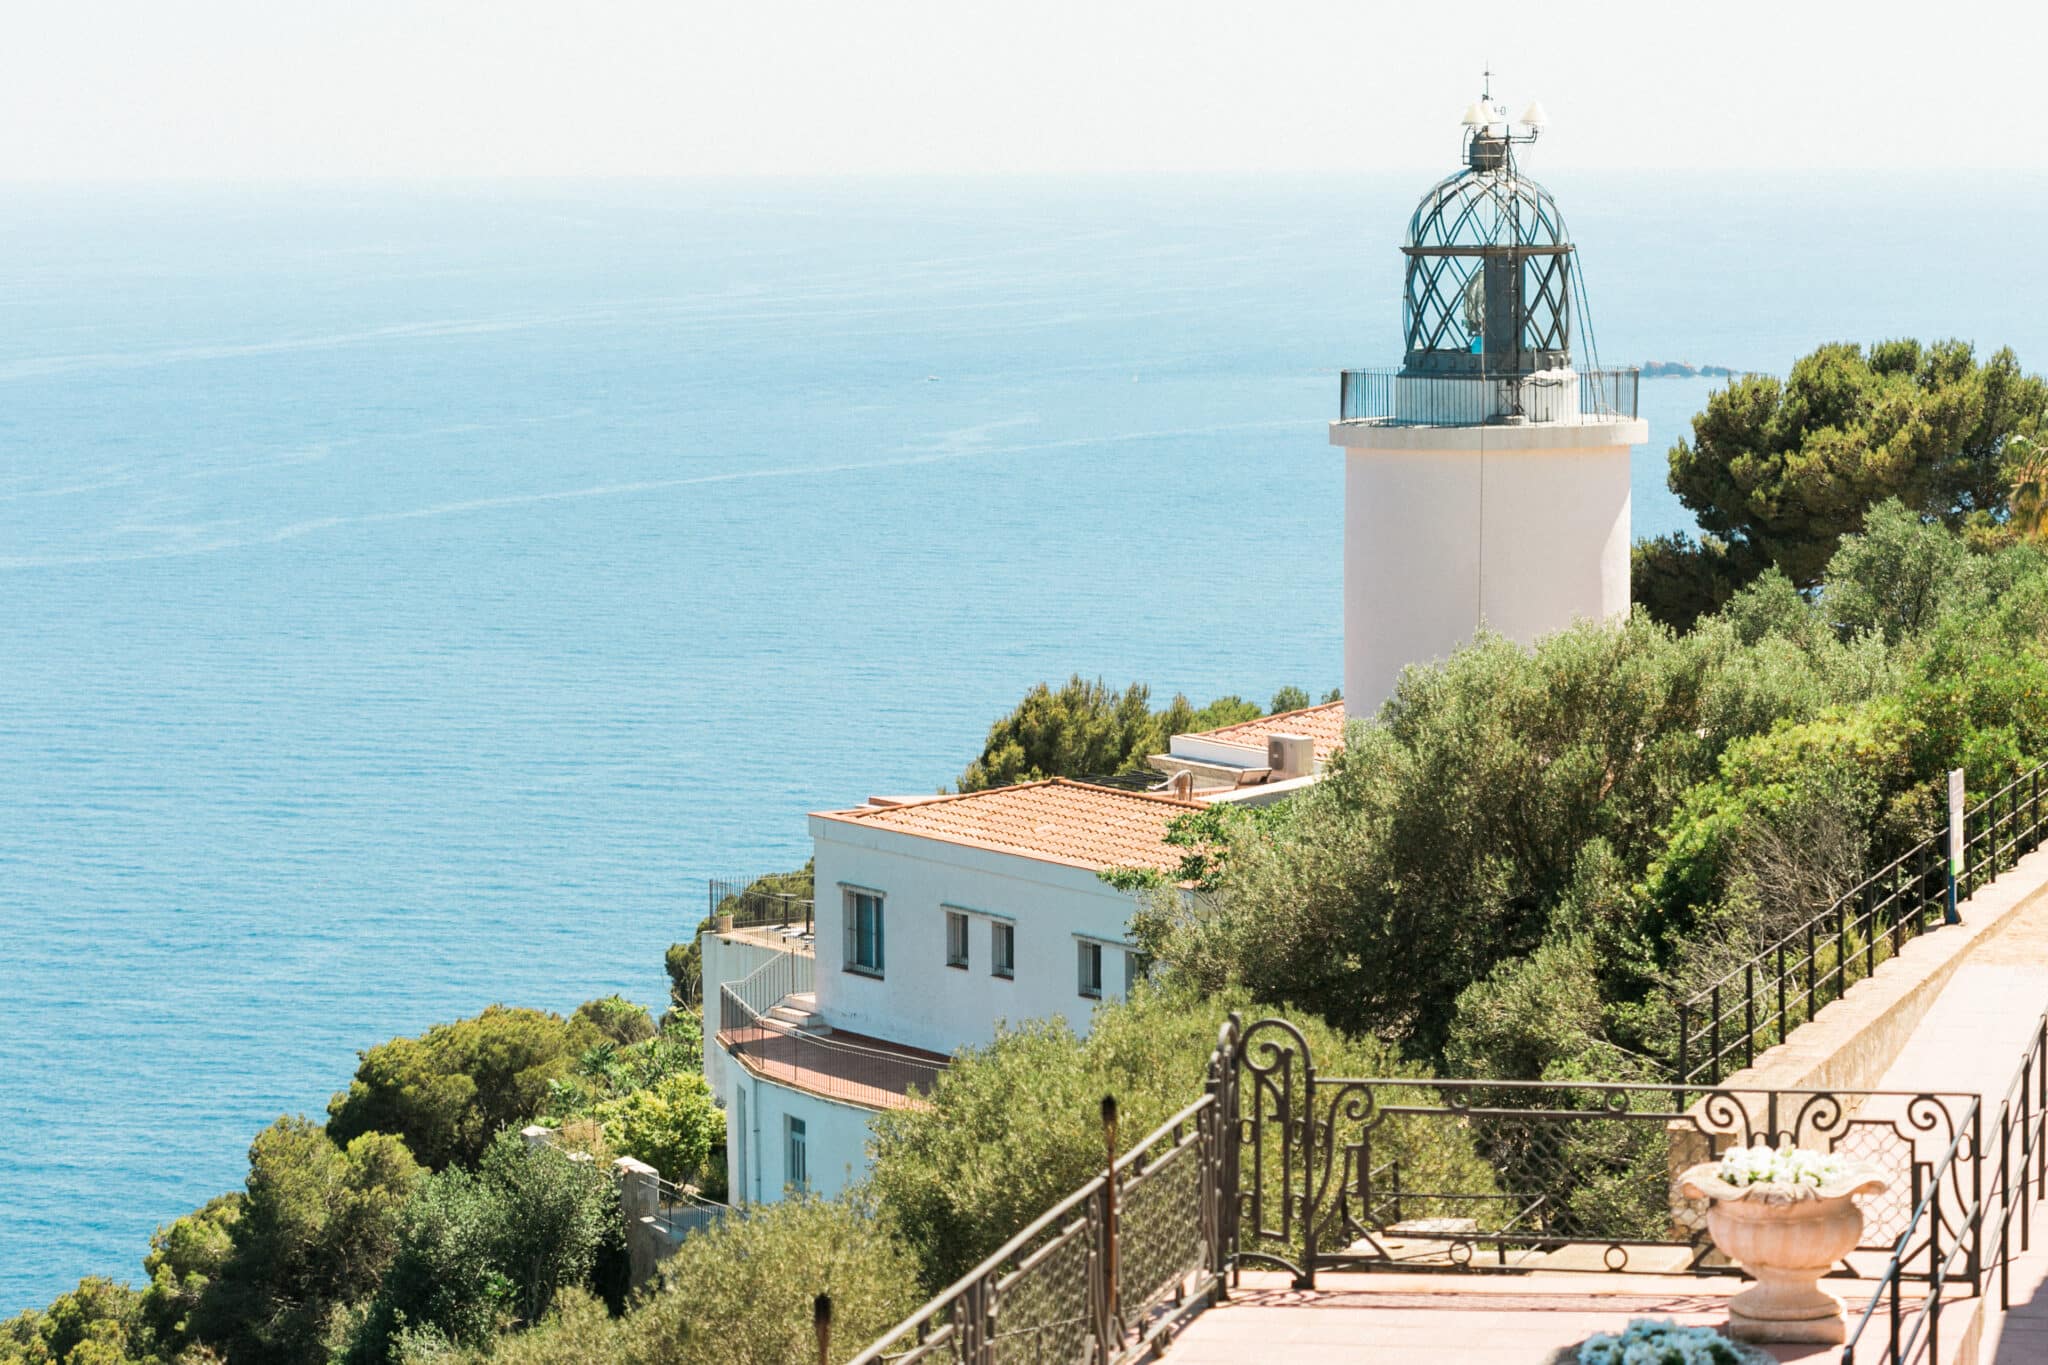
[1125,949,1153,995]
[844,889,885,976]
[945,910,969,968]
[786,1116,808,1192]
[991,921,1015,979]
[1078,941,1103,998]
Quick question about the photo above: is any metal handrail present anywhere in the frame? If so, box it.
[722,940,816,1022]
[706,876,814,935]
[846,1092,1223,1365]
[1676,756,2048,1089]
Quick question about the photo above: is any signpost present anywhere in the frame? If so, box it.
[1947,768,1965,925]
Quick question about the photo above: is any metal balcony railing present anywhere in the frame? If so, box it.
[706,877,813,936]
[1337,366,1639,425]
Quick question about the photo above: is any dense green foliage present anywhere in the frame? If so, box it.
[1,1278,160,1365]
[1635,340,2047,628]
[955,676,1325,791]
[326,1007,611,1170]
[463,1199,921,1365]
[588,1073,721,1190]
[344,1133,620,1362]
[6,996,696,1365]
[1143,507,2048,1075]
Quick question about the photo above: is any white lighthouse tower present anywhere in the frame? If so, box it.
[1332,84,1647,714]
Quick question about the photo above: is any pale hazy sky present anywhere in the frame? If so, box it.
[5,1,2040,179]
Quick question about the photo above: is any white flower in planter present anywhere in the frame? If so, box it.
[1712,1143,1850,1191]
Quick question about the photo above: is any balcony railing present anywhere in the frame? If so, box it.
[1337,366,1639,425]
[716,948,945,1109]
[706,876,813,937]
[718,986,947,1109]
[723,940,815,1021]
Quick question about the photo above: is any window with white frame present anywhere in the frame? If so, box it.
[844,888,885,976]
[991,921,1015,979]
[1077,940,1103,998]
[945,910,969,968]
[786,1115,808,1192]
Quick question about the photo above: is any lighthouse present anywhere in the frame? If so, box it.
[1332,82,1647,715]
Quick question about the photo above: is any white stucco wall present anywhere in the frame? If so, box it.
[1333,416,1644,713]
[805,817,1151,1057]
[699,927,801,1094]
[719,1059,878,1204]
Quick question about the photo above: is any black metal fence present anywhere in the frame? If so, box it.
[846,1010,2048,1365]
[1336,366,1639,425]
[1676,836,1949,1089]
[1676,758,2048,1089]
[846,1038,1236,1365]
[1843,1009,2048,1363]
[1233,1017,1983,1282]
[651,1174,732,1244]
[706,876,813,936]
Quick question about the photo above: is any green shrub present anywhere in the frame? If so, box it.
[571,997,655,1046]
[328,1007,604,1169]
[472,1199,919,1365]
[592,1072,720,1185]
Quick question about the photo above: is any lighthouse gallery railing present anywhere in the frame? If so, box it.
[1338,366,1638,425]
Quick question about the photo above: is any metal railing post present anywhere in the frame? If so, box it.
[1744,964,1756,1068]
[1776,941,1787,1049]
[1676,1007,1690,1102]
[1709,986,1722,1086]
[1101,1095,1120,1363]
[1929,1181,1942,1364]
[1807,918,1818,1022]
[1973,1098,1985,1294]
[2001,1105,2012,1310]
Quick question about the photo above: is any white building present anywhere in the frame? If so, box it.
[703,778,1202,1204]
[1330,89,1647,714]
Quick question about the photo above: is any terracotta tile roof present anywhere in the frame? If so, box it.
[1186,701,1349,762]
[813,778,1203,873]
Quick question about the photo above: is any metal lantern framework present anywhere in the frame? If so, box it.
[1401,90,1577,378]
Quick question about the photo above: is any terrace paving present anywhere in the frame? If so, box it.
[1160,1272,1841,1364]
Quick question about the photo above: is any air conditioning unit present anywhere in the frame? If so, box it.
[1266,734,1315,780]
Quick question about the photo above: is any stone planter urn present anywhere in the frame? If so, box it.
[1678,1157,1887,1345]
[714,912,734,933]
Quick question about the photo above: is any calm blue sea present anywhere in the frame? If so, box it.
[3,174,2045,1312]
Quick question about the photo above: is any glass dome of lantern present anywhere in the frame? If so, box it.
[1401,80,1576,378]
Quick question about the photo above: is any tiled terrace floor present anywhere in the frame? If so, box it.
[718,1019,946,1111]
[1161,1272,1848,1364]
